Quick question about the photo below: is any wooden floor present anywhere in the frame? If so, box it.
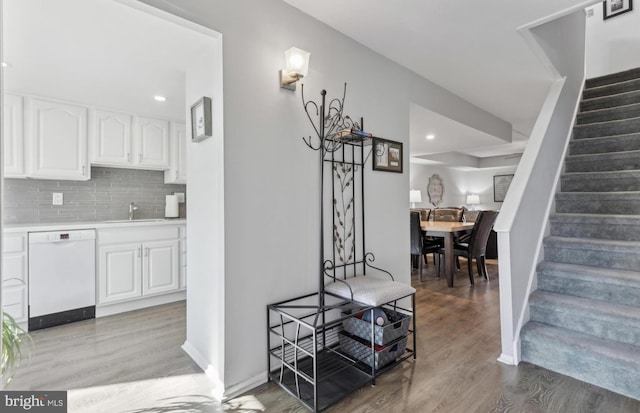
[8,259,640,412]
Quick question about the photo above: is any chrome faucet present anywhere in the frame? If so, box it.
[128,202,139,220]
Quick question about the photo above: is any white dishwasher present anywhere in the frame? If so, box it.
[28,229,96,330]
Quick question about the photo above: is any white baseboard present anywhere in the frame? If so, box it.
[182,340,225,400]
[497,353,516,365]
[96,291,186,317]
[222,372,268,401]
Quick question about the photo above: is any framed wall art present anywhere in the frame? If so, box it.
[372,137,403,173]
[603,0,633,20]
[493,174,514,202]
[191,96,212,142]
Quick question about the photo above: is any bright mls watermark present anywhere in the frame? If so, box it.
[1,391,67,412]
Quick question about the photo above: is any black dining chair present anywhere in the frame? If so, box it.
[437,210,499,285]
[410,211,440,282]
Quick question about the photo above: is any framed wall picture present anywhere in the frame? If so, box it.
[494,174,514,202]
[603,0,633,19]
[191,96,212,142]
[372,137,403,173]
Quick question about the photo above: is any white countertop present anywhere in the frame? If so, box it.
[3,218,186,233]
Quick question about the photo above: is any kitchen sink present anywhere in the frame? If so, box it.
[104,219,167,223]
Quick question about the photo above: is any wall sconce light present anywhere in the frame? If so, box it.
[466,194,480,210]
[410,189,422,208]
[280,47,310,91]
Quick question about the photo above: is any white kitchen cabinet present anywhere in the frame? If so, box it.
[97,226,180,305]
[164,121,187,184]
[90,109,133,167]
[2,233,28,326]
[98,243,143,304]
[27,97,89,180]
[3,93,26,177]
[136,116,170,169]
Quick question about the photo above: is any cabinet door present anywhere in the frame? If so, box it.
[98,243,142,304]
[3,93,26,177]
[91,109,133,166]
[2,285,28,323]
[164,121,186,183]
[136,116,170,169]
[142,240,179,296]
[28,98,89,180]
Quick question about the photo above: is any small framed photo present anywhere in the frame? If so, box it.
[493,174,514,202]
[191,97,212,142]
[372,137,403,173]
[603,0,633,20]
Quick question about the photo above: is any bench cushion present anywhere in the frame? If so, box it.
[324,276,416,306]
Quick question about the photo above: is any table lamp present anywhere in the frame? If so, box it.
[410,189,422,208]
[466,194,480,210]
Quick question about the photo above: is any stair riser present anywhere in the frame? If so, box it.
[555,198,640,214]
[565,155,640,173]
[550,222,640,241]
[520,335,640,400]
[544,245,640,271]
[577,104,640,125]
[537,273,640,308]
[583,78,640,100]
[529,305,640,346]
[581,90,640,112]
[585,68,640,89]
[573,118,640,139]
[561,176,640,192]
[569,134,640,155]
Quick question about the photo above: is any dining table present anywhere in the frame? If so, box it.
[421,220,475,287]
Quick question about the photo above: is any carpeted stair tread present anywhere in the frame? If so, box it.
[576,102,640,125]
[555,191,640,214]
[529,290,640,345]
[549,213,640,241]
[584,67,640,89]
[583,77,640,100]
[537,262,640,308]
[568,133,640,155]
[544,236,640,271]
[560,170,640,192]
[580,89,640,112]
[520,322,640,400]
[564,150,640,172]
[572,116,640,140]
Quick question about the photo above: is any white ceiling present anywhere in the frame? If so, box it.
[282,0,596,167]
[3,0,214,120]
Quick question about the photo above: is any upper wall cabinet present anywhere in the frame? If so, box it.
[164,121,186,184]
[90,109,133,167]
[3,93,26,178]
[27,97,90,181]
[136,116,170,169]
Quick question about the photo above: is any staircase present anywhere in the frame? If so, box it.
[520,67,640,400]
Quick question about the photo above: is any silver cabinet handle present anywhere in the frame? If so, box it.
[138,153,142,163]
[144,248,148,257]
[137,247,141,257]
[127,153,131,163]
[82,165,86,175]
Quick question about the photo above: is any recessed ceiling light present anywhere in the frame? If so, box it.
[1,61,10,68]
[426,134,435,140]
[154,95,167,102]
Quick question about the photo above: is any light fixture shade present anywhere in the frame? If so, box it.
[284,47,310,77]
[466,194,480,205]
[410,189,422,203]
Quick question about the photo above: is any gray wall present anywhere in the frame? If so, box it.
[3,167,186,224]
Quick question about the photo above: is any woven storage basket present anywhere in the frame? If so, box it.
[339,334,408,369]
[343,308,410,346]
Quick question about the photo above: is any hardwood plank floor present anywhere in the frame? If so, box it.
[7,260,640,412]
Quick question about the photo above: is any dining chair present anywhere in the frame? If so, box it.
[433,207,464,222]
[437,210,499,285]
[411,207,431,222]
[410,211,440,282]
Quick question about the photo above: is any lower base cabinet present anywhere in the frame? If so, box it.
[98,226,180,305]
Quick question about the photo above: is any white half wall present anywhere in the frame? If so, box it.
[585,5,640,78]
[140,0,512,396]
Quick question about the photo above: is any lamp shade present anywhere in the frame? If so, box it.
[466,194,480,205]
[284,47,310,77]
[410,189,422,203]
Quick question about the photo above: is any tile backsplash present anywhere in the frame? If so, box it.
[3,167,186,224]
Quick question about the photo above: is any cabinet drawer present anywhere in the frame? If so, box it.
[2,254,27,284]
[2,285,27,321]
[3,234,26,253]
[98,226,180,244]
